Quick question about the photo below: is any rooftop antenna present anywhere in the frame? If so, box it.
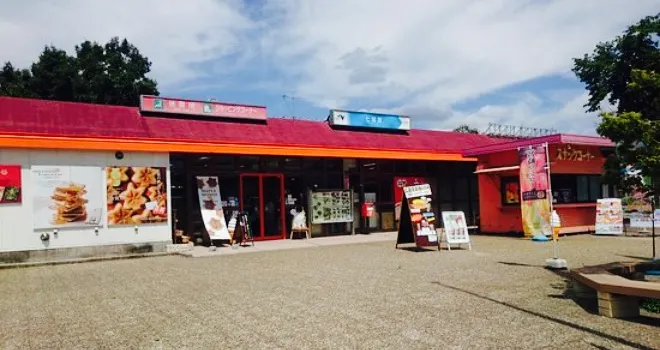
[282,94,297,119]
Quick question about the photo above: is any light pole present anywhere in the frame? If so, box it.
[632,141,657,260]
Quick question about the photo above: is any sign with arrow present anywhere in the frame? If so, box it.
[328,109,411,131]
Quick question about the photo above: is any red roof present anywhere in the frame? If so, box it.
[463,134,614,156]
[0,96,502,154]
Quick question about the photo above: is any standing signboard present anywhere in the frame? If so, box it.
[595,198,624,235]
[518,144,552,237]
[395,184,439,249]
[441,211,472,250]
[196,176,231,240]
[394,177,425,221]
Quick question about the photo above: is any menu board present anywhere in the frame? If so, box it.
[309,190,353,224]
[0,165,21,204]
[441,211,471,245]
[595,199,623,235]
[106,166,168,225]
[396,184,439,249]
[32,166,104,229]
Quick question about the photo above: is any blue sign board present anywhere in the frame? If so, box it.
[328,110,411,131]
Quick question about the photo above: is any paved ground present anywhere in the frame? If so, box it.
[0,235,658,349]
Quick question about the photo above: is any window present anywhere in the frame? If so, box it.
[238,156,259,171]
[551,174,601,204]
[501,177,520,205]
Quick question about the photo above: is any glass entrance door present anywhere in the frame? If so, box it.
[240,174,285,240]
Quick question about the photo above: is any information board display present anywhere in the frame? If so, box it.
[441,211,472,250]
[595,198,624,235]
[309,190,353,224]
[396,184,439,249]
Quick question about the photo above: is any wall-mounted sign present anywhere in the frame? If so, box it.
[328,109,411,131]
[0,165,21,204]
[140,95,267,121]
[556,144,596,162]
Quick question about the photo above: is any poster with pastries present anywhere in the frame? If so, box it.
[32,166,104,229]
[403,184,438,244]
[196,176,230,240]
[106,166,168,225]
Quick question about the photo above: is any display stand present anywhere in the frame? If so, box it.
[308,189,355,238]
[233,211,254,247]
[439,211,472,251]
[395,184,439,250]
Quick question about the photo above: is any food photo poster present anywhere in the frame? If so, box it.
[106,166,168,225]
[31,165,103,229]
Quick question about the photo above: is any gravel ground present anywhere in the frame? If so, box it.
[0,235,658,349]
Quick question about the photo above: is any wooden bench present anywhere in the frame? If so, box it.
[570,263,660,318]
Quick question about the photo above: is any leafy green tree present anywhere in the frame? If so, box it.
[0,37,158,106]
[573,13,660,194]
[454,124,479,134]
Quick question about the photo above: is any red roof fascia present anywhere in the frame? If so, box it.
[0,96,502,154]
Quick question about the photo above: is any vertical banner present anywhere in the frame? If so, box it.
[595,198,623,235]
[196,176,230,240]
[518,145,552,237]
[394,177,425,220]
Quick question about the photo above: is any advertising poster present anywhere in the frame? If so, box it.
[441,211,471,244]
[502,178,520,204]
[32,166,104,229]
[518,145,552,237]
[0,165,22,204]
[196,176,230,240]
[595,198,623,235]
[394,177,425,220]
[403,184,438,244]
[106,166,168,225]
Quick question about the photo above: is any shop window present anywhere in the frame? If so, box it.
[261,156,281,171]
[238,156,259,171]
[283,157,302,170]
[344,159,358,173]
[326,173,344,189]
[501,177,520,205]
[361,160,378,173]
[325,158,342,172]
[302,158,324,171]
[378,177,394,202]
[551,174,601,204]
[212,155,235,170]
[454,177,470,201]
[438,179,453,203]
[394,160,411,173]
[377,160,394,173]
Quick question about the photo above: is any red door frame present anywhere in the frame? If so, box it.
[239,173,286,240]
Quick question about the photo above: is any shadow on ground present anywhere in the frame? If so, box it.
[431,280,657,350]
[497,261,660,328]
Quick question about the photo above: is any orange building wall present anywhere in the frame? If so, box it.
[478,144,605,234]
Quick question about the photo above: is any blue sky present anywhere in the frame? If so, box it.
[1,0,657,134]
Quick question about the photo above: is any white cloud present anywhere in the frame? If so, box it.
[0,0,655,133]
[260,0,657,130]
[0,0,253,87]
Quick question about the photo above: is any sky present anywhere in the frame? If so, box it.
[0,0,657,134]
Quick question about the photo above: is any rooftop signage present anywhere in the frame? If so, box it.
[140,95,267,121]
[328,109,411,131]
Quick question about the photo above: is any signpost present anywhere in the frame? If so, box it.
[395,184,439,249]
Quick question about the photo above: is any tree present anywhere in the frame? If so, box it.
[0,37,158,106]
[454,124,479,134]
[573,13,660,195]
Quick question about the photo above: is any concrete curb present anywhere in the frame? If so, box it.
[0,251,174,270]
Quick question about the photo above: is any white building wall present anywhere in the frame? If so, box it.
[0,149,171,252]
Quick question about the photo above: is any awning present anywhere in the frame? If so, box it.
[474,165,520,174]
